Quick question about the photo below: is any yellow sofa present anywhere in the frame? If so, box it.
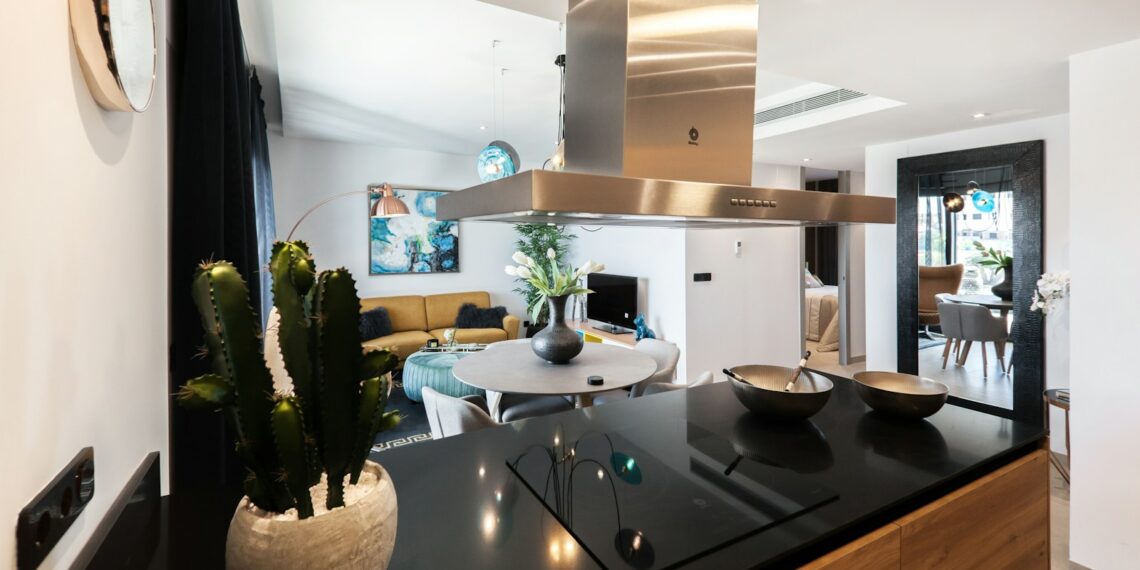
[360,291,520,361]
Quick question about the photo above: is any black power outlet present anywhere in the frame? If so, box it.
[17,447,95,570]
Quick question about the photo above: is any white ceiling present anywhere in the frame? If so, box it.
[247,0,1140,171]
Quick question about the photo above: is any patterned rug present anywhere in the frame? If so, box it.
[370,374,432,453]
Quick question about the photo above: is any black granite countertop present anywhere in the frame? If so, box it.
[86,373,1044,569]
[380,373,1044,569]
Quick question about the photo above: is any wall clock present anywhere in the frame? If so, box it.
[69,0,157,112]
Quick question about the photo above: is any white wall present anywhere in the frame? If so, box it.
[269,135,529,322]
[684,163,804,381]
[0,2,170,567]
[847,171,867,359]
[571,227,688,373]
[1068,37,1140,570]
[864,114,1071,427]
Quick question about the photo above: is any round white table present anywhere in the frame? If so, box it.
[451,339,657,419]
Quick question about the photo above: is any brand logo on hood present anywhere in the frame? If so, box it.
[688,127,699,146]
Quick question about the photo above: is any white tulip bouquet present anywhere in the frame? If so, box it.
[1030,271,1070,315]
[506,249,604,323]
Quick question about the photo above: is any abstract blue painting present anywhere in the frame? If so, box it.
[369,189,459,274]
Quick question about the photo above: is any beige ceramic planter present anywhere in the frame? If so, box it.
[226,461,397,569]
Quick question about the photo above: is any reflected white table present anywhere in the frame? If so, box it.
[451,339,657,420]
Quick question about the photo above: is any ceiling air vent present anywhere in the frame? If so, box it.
[754,89,867,125]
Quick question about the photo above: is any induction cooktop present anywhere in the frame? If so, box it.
[506,423,838,569]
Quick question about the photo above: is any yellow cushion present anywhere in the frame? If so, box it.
[363,330,434,360]
[429,328,508,345]
[361,295,427,333]
[425,291,491,331]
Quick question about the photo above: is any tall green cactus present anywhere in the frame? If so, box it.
[177,243,400,518]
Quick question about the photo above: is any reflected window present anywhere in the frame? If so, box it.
[917,166,1013,293]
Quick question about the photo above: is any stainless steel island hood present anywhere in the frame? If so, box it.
[437,0,895,228]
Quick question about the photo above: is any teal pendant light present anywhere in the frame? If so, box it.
[477,140,520,182]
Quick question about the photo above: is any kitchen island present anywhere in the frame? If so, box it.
[86,373,1048,568]
[377,372,1046,569]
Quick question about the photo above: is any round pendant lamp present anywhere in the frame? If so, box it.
[477,140,520,183]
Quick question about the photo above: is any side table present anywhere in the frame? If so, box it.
[1043,388,1070,483]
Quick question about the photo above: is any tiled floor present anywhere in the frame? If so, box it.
[918,339,1014,408]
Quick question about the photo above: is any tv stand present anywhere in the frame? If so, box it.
[594,323,633,335]
[570,320,637,347]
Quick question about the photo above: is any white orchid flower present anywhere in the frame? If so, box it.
[547,248,557,260]
[504,265,518,276]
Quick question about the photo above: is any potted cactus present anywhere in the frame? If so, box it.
[177,241,402,569]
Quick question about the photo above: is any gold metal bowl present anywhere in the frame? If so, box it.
[727,365,833,420]
[852,371,949,419]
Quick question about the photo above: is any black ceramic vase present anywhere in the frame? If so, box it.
[531,295,583,364]
[991,267,1013,301]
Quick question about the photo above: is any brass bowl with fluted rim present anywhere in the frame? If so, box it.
[726,365,833,420]
[853,371,949,419]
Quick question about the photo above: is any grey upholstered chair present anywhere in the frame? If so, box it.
[957,303,1010,376]
[422,386,497,440]
[592,339,681,405]
[641,370,714,396]
[936,301,964,369]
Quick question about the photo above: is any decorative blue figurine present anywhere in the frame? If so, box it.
[633,313,656,341]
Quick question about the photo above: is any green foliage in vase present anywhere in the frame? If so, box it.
[973,240,1013,270]
[511,224,576,325]
[176,242,401,518]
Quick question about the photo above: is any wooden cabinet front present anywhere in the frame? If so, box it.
[804,449,1049,569]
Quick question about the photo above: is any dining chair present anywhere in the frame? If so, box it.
[422,386,497,440]
[591,339,681,404]
[642,370,715,396]
[957,303,1010,376]
[936,302,963,369]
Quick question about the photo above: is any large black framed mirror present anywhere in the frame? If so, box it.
[896,140,1044,425]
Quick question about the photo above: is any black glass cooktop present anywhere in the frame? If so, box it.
[506,423,838,569]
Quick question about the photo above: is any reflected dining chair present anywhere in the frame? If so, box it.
[918,264,964,335]
[957,303,1010,377]
[937,301,964,369]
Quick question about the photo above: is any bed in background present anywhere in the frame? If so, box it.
[805,285,840,352]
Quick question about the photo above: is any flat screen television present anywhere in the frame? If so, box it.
[587,273,639,332]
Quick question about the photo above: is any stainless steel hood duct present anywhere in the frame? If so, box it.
[437,0,895,227]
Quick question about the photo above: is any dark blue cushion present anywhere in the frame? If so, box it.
[359,307,392,340]
[455,303,507,329]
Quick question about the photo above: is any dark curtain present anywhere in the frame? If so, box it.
[250,72,277,321]
[805,179,839,285]
[169,0,274,498]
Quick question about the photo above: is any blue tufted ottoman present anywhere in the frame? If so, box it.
[402,351,485,403]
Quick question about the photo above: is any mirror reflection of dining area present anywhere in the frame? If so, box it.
[897,141,1046,422]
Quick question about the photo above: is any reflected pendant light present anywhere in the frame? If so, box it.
[971,189,996,213]
[943,192,965,213]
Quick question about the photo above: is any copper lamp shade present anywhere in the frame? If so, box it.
[370,183,410,218]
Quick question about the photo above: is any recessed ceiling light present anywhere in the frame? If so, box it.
[479,125,487,130]
[972,113,988,119]
[802,158,811,162]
